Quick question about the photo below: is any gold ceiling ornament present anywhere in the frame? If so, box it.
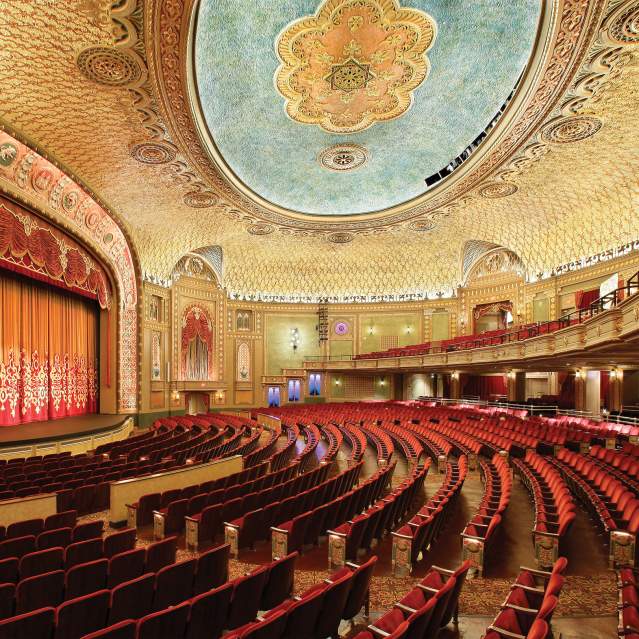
[478,182,519,199]
[275,0,437,133]
[541,115,604,144]
[601,0,639,44]
[76,45,144,87]
[183,191,218,208]
[327,232,355,243]
[130,141,177,164]
[408,219,436,232]
[247,223,275,235]
[318,144,369,171]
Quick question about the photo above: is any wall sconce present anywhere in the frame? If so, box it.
[368,325,375,336]
[575,369,584,380]
[290,328,300,351]
[379,377,386,387]
[334,378,341,386]
[451,372,459,381]
[507,371,516,380]
[405,326,412,334]
[171,389,180,402]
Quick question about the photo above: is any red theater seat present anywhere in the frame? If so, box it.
[54,589,110,639]
[108,573,154,625]
[0,606,55,639]
[80,619,136,639]
[136,601,190,639]
[185,582,233,639]
[16,569,64,614]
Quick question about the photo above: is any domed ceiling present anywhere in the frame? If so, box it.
[0,0,637,301]
[192,0,540,217]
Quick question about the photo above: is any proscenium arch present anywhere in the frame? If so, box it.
[0,126,141,413]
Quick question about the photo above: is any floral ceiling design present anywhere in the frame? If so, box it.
[275,0,437,134]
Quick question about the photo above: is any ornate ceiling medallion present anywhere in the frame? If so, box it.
[318,144,368,171]
[275,0,437,134]
[327,232,355,243]
[76,45,143,87]
[479,182,519,199]
[130,141,177,165]
[247,223,275,235]
[541,115,603,144]
[183,191,218,208]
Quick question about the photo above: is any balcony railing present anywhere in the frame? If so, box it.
[304,270,639,363]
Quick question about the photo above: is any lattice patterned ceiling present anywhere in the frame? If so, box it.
[0,0,637,300]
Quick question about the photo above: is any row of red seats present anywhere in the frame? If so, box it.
[392,456,468,568]
[226,555,377,639]
[353,561,471,639]
[329,461,430,563]
[0,522,132,564]
[589,445,639,493]
[127,458,273,527]
[269,463,389,555]
[482,557,567,638]
[375,422,424,467]
[0,543,290,639]
[153,462,301,538]
[461,455,512,575]
[551,449,639,535]
[318,423,343,461]
[359,423,394,465]
[188,463,337,549]
[617,566,639,638]
[514,452,575,542]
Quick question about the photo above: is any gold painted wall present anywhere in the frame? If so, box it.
[265,313,321,376]
[135,251,639,418]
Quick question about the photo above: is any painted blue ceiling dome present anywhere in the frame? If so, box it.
[192,0,541,217]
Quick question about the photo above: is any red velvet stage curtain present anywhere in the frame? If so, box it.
[0,272,98,425]
[462,375,507,400]
[558,372,575,409]
[575,288,600,309]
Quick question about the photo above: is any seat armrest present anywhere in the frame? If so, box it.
[518,565,551,577]
[416,584,438,594]
[367,625,391,638]
[271,527,288,534]
[487,626,525,639]
[431,565,454,576]
[395,603,416,614]
[510,584,544,594]
[502,603,538,614]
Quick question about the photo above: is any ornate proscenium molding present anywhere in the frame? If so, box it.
[0,130,139,412]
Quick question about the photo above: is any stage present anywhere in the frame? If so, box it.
[0,414,134,459]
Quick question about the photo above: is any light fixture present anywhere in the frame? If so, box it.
[451,372,459,381]
[610,369,617,380]
[405,326,412,334]
[575,369,584,380]
[379,377,386,386]
[368,325,374,336]
[290,328,300,351]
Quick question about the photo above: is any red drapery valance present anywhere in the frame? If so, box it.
[473,300,513,320]
[0,200,111,309]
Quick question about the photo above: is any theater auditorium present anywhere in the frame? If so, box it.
[0,1,637,637]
